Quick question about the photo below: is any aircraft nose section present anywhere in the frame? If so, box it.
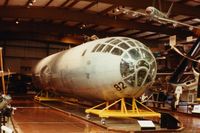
[120,39,157,88]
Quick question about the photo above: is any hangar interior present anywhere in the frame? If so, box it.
[0,0,199,73]
[0,0,199,133]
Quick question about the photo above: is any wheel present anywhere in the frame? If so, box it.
[101,118,106,125]
[86,114,90,120]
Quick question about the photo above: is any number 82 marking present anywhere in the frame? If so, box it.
[114,82,127,91]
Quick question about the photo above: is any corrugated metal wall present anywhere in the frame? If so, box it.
[0,40,70,74]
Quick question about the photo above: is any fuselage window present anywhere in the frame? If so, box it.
[118,43,130,50]
[92,44,100,52]
[103,45,113,53]
[111,39,121,45]
[82,49,87,56]
[96,44,106,52]
[111,48,123,55]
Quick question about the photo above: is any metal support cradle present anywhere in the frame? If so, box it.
[85,97,160,123]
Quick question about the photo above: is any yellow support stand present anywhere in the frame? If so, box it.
[85,98,160,119]
[34,90,61,102]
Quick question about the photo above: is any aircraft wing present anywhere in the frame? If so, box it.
[156,16,193,28]
[119,8,147,17]
[154,16,200,36]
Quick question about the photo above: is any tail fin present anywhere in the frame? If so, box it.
[166,2,174,18]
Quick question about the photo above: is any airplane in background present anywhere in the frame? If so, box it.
[116,3,200,36]
[168,37,200,111]
[140,37,200,113]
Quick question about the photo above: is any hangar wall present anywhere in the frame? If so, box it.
[0,40,69,74]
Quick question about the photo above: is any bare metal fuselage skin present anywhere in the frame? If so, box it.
[33,37,157,101]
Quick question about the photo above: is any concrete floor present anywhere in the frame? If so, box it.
[11,95,116,133]
[10,94,200,133]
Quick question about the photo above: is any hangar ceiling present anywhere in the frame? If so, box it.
[0,0,200,46]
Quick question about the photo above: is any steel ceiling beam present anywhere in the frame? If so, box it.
[0,21,162,47]
[60,0,70,7]
[79,0,200,18]
[99,5,118,15]
[66,1,79,8]
[0,6,194,38]
[45,0,54,7]
[0,31,161,48]
[0,32,82,45]
[81,1,98,11]
[0,21,140,39]
[0,21,101,37]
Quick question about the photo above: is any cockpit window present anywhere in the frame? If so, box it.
[92,44,100,52]
[127,41,136,47]
[150,62,157,75]
[120,59,135,78]
[111,48,123,55]
[122,38,129,41]
[118,43,130,50]
[140,49,154,62]
[123,53,129,59]
[103,45,113,53]
[128,49,141,60]
[134,41,143,47]
[96,44,106,52]
[136,60,149,69]
[111,39,121,45]
[91,38,153,60]
[105,38,115,43]
[137,69,147,86]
